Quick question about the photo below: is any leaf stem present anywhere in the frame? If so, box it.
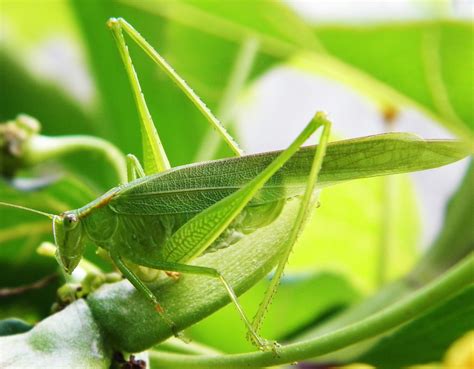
[148,254,473,368]
[152,337,221,356]
[195,37,259,162]
[195,36,259,162]
[25,135,127,184]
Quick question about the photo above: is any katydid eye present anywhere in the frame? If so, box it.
[63,213,78,229]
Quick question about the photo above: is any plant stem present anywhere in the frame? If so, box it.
[195,37,259,162]
[148,254,473,369]
[25,135,127,184]
[152,337,221,356]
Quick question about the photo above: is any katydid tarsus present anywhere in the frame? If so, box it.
[0,17,330,351]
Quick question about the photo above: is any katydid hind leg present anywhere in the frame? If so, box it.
[108,17,243,157]
[158,113,329,350]
[107,18,170,174]
[126,154,146,182]
[251,114,332,336]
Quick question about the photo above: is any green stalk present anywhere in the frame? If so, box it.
[195,37,259,162]
[153,337,221,356]
[148,255,473,369]
[25,135,127,184]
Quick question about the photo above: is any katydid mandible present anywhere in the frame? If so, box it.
[0,18,330,351]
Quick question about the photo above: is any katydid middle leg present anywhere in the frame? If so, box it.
[126,154,146,182]
[116,253,271,348]
[109,251,179,335]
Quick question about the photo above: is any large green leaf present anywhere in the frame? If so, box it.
[312,21,474,140]
[359,285,474,368]
[121,1,473,141]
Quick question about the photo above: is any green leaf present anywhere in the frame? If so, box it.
[359,285,474,368]
[0,318,32,336]
[185,272,360,353]
[311,21,474,140]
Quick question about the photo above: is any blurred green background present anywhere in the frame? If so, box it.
[0,0,472,359]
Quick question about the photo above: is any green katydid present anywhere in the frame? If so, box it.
[0,18,469,351]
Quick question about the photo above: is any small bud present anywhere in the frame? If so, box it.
[16,114,41,135]
[0,114,42,177]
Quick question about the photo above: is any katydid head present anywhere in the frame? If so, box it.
[0,202,85,274]
[53,211,85,274]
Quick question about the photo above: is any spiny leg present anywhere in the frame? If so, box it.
[109,251,178,334]
[107,19,170,174]
[126,154,146,182]
[158,113,328,351]
[107,17,243,159]
[251,113,331,336]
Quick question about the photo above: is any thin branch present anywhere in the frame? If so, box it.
[195,37,259,162]
[149,254,473,368]
[0,273,58,298]
[26,135,127,184]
